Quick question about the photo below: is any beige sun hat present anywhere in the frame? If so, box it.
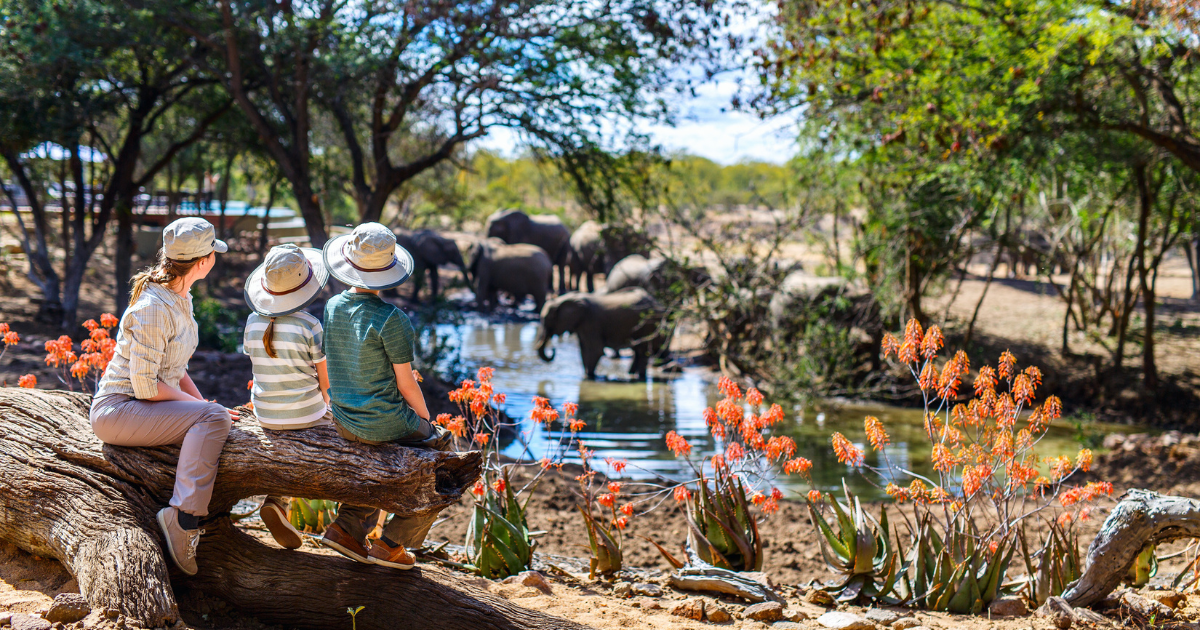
[322,222,414,290]
[163,217,228,261]
[244,245,329,316]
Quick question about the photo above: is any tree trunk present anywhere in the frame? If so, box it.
[114,204,135,316]
[0,388,584,630]
[258,177,278,262]
[1063,490,1200,607]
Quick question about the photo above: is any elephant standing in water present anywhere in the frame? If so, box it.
[468,238,553,312]
[394,229,470,302]
[485,209,571,294]
[568,220,606,292]
[535,287,668,380]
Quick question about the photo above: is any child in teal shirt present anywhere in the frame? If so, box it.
[319,223,451,570]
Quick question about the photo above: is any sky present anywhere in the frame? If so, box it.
[474,3,800,166]
[476,73,800,166]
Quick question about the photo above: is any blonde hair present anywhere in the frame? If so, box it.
[129,249,209,303]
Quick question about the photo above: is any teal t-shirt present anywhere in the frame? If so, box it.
[323,291,419,441]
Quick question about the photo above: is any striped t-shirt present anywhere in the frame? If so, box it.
[243,311,329,430]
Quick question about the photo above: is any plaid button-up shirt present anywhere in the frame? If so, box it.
[96,282,199,400]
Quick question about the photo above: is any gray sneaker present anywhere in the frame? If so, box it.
[157,507,203,575]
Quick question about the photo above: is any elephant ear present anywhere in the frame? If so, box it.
[553,295,589,335]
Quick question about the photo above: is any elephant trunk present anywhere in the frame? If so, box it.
[535,325,556,362]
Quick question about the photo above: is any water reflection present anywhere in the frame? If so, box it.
[439,320,1136,499]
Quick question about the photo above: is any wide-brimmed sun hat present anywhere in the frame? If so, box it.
[244,245,329,316]
[323,222,414,290]
[164,217,228,261]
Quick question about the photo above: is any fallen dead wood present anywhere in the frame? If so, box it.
[1063,489,1200,608]
[0,388,593,630]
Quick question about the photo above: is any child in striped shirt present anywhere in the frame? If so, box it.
[242,244,332,550]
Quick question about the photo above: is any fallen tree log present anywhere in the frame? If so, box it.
[0,388,591,630]
[1063,489,1200,607]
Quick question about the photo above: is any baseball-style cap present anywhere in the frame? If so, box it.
[163,217,228,261]
[322,222,414,290]
[244,245,329,316]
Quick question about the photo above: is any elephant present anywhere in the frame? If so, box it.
[535,287,669,380]
[604,254,710,296]
[394,229,470,302]
[468,238,553,312]
[767,269,884,369]
[568,220,606,292]
[485,209,571,294]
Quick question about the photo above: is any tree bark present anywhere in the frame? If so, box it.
[1063,490,1200,607]
[0,388,589,630]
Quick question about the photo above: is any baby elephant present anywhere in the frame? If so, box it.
[469,237,553,312]
[535,287,668,380]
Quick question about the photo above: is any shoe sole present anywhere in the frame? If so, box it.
[156,509,198,576]
[260,503,303,550]
[368,555,415,570]
[319,536,371,564]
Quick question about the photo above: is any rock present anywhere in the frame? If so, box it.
[516,571,552,594]
[784,609,810,622]
[891,620,921,630]
[865,609,902,626]
[1147,590,1186,609]
[102,610,119,622]
[1120,592,1173,619]
[818,612,875,630]
[0,612,11,627]
[9,615,51,630]
[631,582,663,597]
[745,602,785,622]
[44,594,91,625]
[639,598,663,611]
[988,596,1029,617]
[612,582,632,599]
[50,624,63,630]
[1037,597,1075,629]
[707,605,733,623]
[772,624,805,630]
[805,589,837,607]
[671,598,705,621]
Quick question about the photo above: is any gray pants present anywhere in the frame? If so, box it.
[91,394,232,516]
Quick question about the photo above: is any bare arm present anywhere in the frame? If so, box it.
[316,359,331,405]
[171,373,241,420]
[146,380,201,403]
[179,372,204,401]
[393,362,429,421]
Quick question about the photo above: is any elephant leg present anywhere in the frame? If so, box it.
[630,347,649,380]
[585,271,595,293]
[581,341,603,380]
[429,267,440,302]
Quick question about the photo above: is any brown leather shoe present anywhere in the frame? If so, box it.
[368,538,416,570]
[320,522,370,563]
[260,498,303,550]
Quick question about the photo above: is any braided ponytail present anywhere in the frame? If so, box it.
[263,317,278,359]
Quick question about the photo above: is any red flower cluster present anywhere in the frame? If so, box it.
[17,374,36,388]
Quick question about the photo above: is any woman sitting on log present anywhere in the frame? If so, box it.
[242,244,332,549]
[89,217,240,576]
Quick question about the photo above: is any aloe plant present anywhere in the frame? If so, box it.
[465,469,536,579]
[1019,522,1084,606]
[579,506,623,577]
[893,514,1017,614]
[683,470,763,572]
[289,498,338,533]
[808,486,900,603]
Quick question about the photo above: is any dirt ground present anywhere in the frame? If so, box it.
[4,454,1200,630]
